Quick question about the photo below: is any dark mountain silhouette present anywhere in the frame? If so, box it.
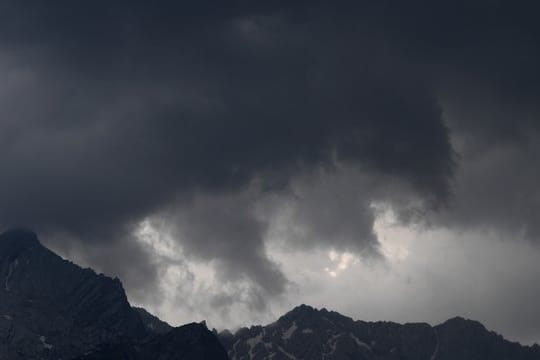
[74,322,229,360]
[219,304,540,360]
[0,228,227,360]
[1,228,538,360]
[133,306,173,335]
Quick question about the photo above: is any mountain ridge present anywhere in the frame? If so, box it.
[219,304,540,360]
[0,228,227,360]
[75,322,229,360]
[1,228,538,360]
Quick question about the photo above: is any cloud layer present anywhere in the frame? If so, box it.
[0,0,539,342]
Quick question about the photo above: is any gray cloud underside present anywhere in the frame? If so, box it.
[0,0,539,325]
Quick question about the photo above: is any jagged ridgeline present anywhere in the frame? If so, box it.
[0,228,227,360]
[1,228,539,360]
[220,305,540,360]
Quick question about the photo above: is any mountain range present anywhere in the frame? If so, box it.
[0,228,538,359]
[220,305,540,360]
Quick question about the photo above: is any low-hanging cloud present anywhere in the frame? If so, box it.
[0,1,539,329]
[0,1,453,296]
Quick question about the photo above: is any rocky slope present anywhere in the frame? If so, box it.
[133,307,173,335]
[0,228,227,360]
[75,322,229,360]
[219,304,540,360]
[0,228,148,359]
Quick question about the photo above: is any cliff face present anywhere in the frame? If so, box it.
[0,228,229,360]
[0,229,147,359]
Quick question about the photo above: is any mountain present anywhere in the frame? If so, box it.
[74,322,229,360]
[0,228,147,359]
[434,317,540,360]
[2,228,539,360]
[133,307,173,335]
[219,304,540,360]
[0,228,228,360]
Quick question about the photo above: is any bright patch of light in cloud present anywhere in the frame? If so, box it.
[125,208,540,345]
[373,209,411,262]
[324,250,359,278]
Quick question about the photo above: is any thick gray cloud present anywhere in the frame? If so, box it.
[150,190,289,300]
[0,1,453,292]
[427,89,540,239]
[0,0,539,342]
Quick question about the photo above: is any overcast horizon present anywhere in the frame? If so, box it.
[1,0,539,346]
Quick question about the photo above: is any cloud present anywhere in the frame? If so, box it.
[267,209,540,345]
[0,1,455,302]
[0,1,539,338]
[148,189,289,299]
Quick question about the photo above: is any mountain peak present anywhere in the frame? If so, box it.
[0,228,43,265]
[221,307,540,360]
[289,303,317,314]
[281,304,353,325]
[278,304,321,324]
[0,227,40,247]
[0,229,148,359]
[438,316,487,332]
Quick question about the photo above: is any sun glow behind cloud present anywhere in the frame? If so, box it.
[322,207,413,278]
[324,251,358,278]
[126,207,540,345]
[130,207,417,326]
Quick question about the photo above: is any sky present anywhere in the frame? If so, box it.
[1,0,540,345]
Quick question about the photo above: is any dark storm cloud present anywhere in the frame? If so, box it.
[395,1,540,238]
[0,0,456,296]
[427,95,540,239]
[0,0,539,314]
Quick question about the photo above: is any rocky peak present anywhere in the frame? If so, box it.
[432,316,540,360]
[0,228,230,360]
[221,305,540,360]
[439,316,485,329]
[288,303,317,315]
[0,228,147,359]
[0,228,41,259]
